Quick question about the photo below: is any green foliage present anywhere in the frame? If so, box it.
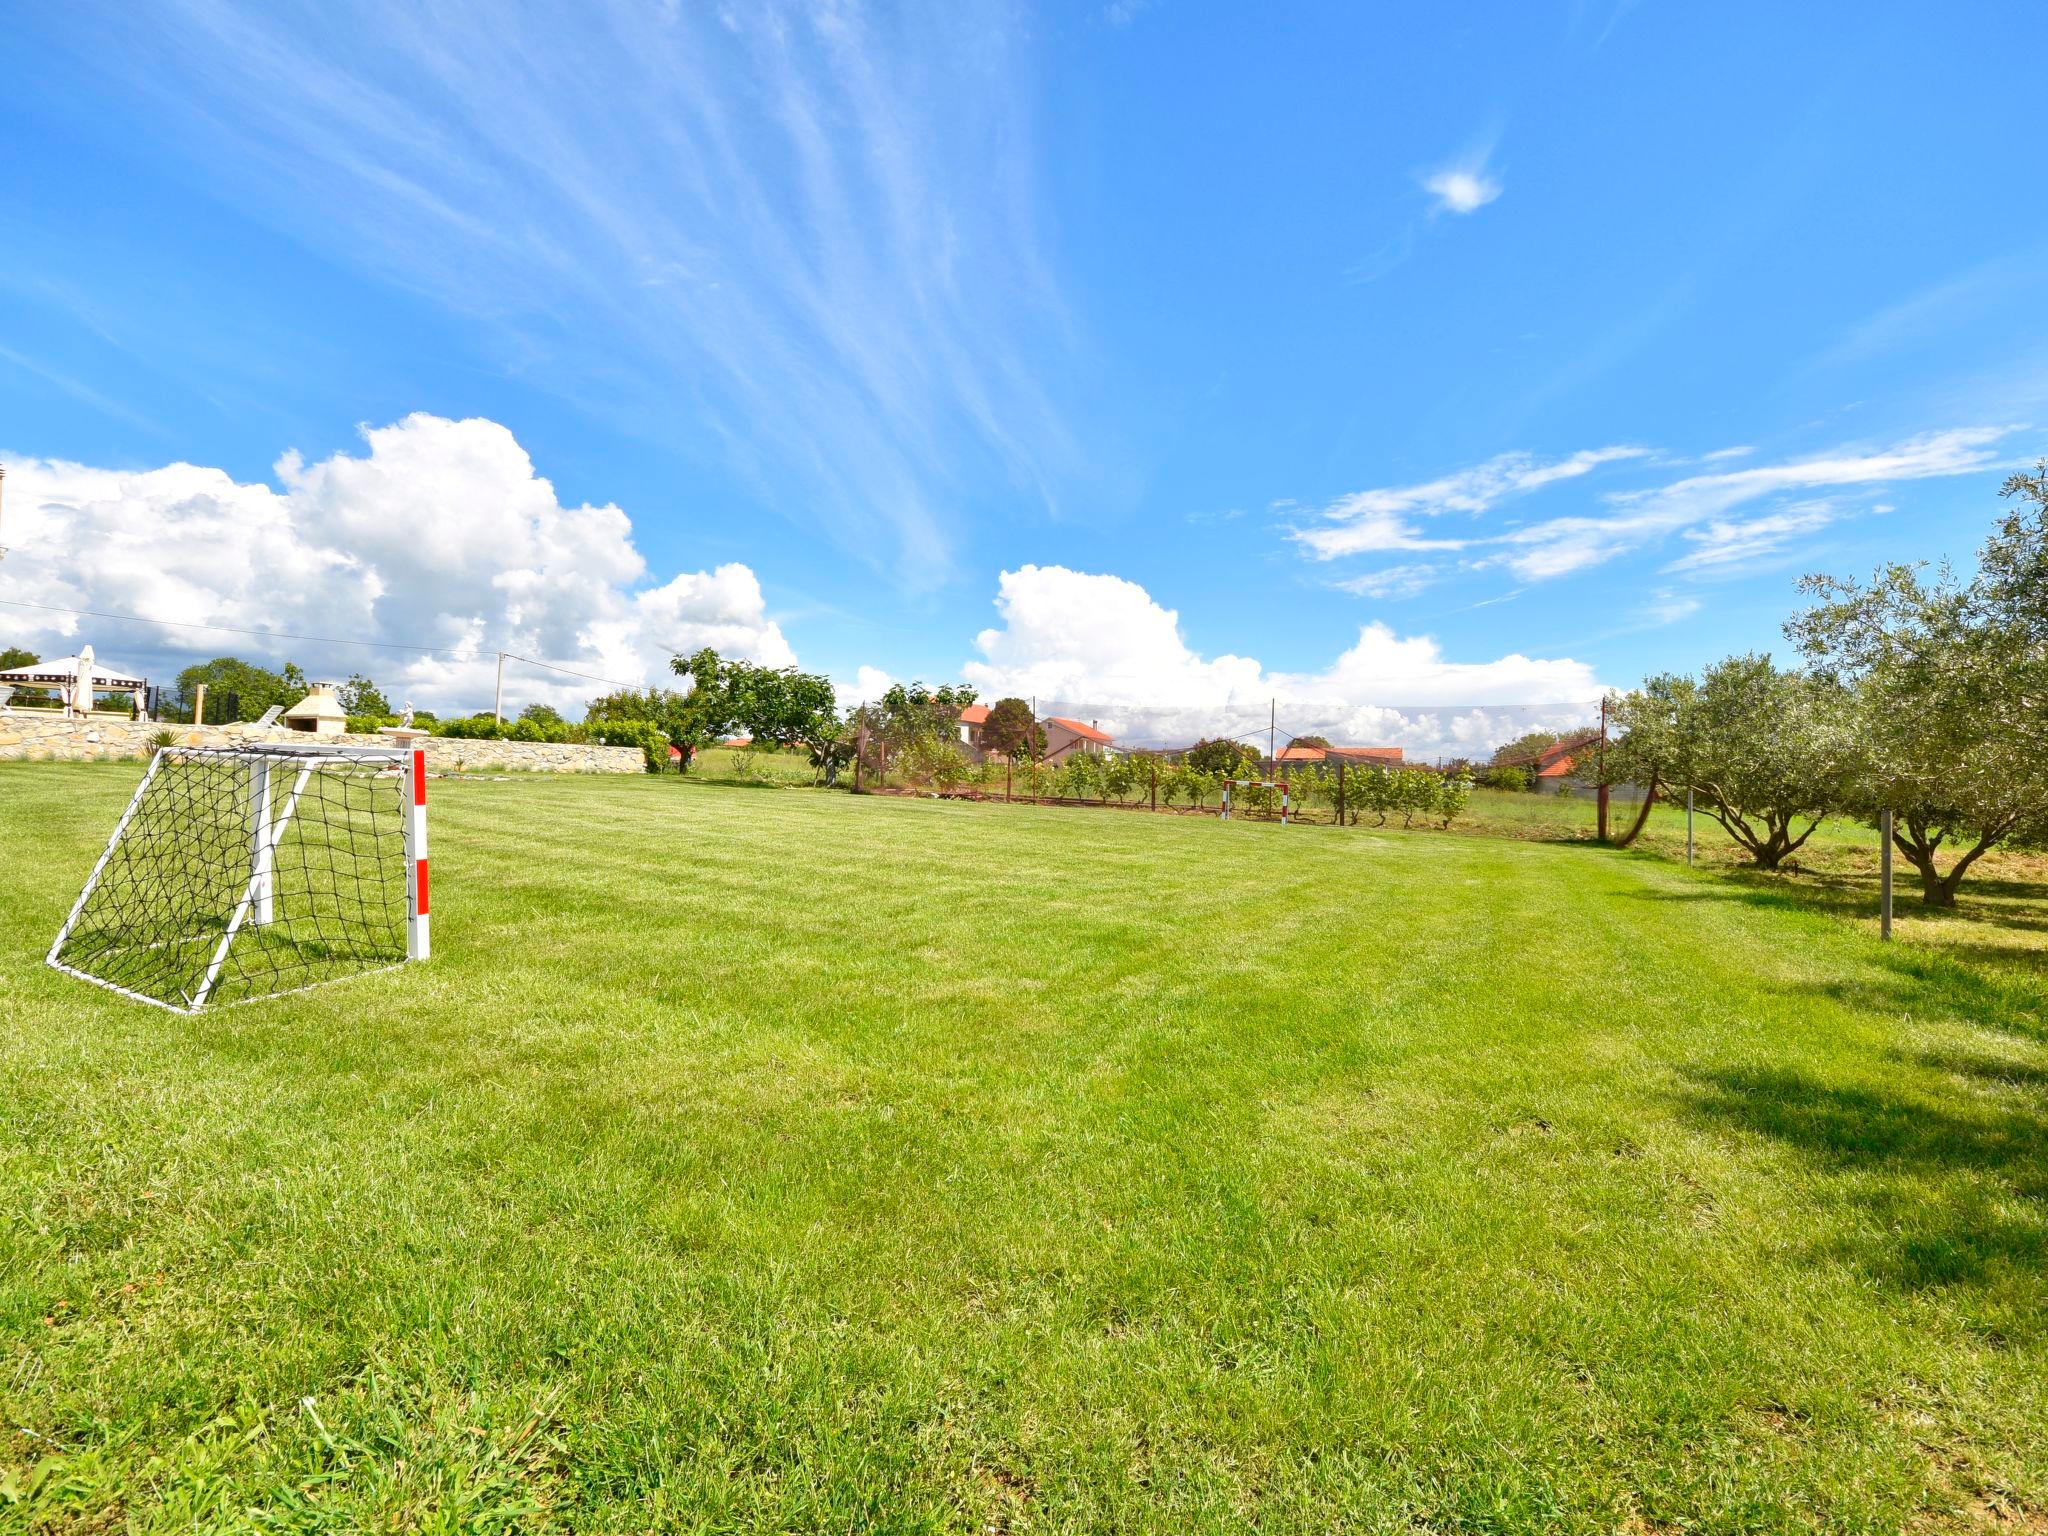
[875,680,978,749]
[587,686,696,770]
[337,673,390,716]
[1480,764,1530,793]
[1790,499,2048,904]
[982,697,1044,760]
[1101,754,1141,803]
[1185,737,1259,776]
[1436,774,1474,829]
[174,656,310,721]
[897,736,970,790]
[1490,730,1560,766]
[723,662,838,752]
[518,702,566,727]
[0,645,37,671]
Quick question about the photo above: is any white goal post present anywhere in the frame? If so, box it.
[1218,777,1289,824]
[47,743,430,1012]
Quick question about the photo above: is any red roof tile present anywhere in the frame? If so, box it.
[1046,716,1112,744]
[958,704,990,725]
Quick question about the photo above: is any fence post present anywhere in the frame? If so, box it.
[1006,756,1013,803]
[1336,759,1346,826]
[1685,789,1694,866]
[1150,759,1157,813]
[1880,808,1894,941]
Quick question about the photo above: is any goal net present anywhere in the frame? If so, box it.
[48,743,429,1012]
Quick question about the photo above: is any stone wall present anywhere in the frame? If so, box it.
[0,713,646,774]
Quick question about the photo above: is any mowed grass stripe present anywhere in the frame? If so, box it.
[1,764,2044,1532]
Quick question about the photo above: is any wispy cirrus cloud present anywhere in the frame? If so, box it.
[1662,503,1837,573]
[1293,446,1649,560]
[1301,426,2016,591]
[73,0,1079,587]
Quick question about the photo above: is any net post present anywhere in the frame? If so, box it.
[249,757,275,925]
[404,746,431,961]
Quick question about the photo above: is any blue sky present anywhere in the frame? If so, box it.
[3,1,2045,749]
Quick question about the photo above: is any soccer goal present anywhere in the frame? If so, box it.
[1218,778,1290,823]
[47,743,430,1012]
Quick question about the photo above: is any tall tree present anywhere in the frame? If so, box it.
[1666,654,1854,871]
[876,681,977,748]
[1185,737,1258,776]
[338,673,390,717]
[1600,676,1696,848]
[981,697,1045,760]
[0,646,36,671]
[723,662,838,753]
[1790,542,2048,906]
[175,657,308,721]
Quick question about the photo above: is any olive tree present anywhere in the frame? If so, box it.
[1671,654,1853,871]
[1790,537,2048,906]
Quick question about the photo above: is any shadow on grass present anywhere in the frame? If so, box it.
[1681,1062,2048,1309]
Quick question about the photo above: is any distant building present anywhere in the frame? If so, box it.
[957,703,991,760]
[1273,744,1404,768]
[1041,715,1114,765]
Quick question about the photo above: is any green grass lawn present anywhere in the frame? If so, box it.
[3,764,2045,1533]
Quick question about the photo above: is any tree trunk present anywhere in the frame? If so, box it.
[1612,777,1660,849]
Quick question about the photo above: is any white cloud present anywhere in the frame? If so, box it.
[961,564,1601,758]
[0,414,793,714]
[1640,589,1702,625]
[1295,447,1647,560]
[1496,426,2008,579]
[1662,503,1836,573]
[1297,427,2014,584]
[834,664,896,712]
[1330,563,1441,599]
[1423,166,1502,216]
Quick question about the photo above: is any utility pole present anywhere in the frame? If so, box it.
[1596,695,1611,842]
[0,463,8,560]
[1269,698,1276,774]
[494,651,506,723]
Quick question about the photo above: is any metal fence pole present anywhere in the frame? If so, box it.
[1686,789,1694,866]
[1880,808,1894,941]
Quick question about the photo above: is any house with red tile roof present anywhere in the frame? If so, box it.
[956,702,992,759]
[1274,744,1404,766]
[1041,715,1113,765]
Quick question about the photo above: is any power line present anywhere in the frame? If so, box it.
[0,596,647,693]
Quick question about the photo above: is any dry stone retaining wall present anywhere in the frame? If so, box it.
[0,714,646,774]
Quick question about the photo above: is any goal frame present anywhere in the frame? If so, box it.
[1218,777,1290,824]
[45,742,430,1013]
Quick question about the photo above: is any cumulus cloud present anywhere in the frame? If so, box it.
[0,414,793,713]
[834,665,897,712]
[961,564,1602,758]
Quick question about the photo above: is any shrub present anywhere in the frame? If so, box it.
[1437,775,1474,828]
[1480,765,1529,793]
